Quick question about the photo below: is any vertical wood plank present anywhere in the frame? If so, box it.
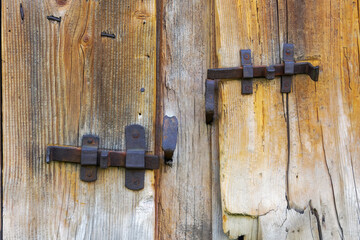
[286,0,360,238]
[215,0,288,238]
[215,0,360,239]
[157,0,215,239]
[2,0,157,239]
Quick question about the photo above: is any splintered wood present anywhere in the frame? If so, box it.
[215,0,360,239]
[2,0,156,239]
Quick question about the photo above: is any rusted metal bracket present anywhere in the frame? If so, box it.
[46,124,159,191]
[281,43,295,93]
[80,135,99,182]
[241,49,254,94]
[205,79,217,124]
[162,116,179,165]
[125,124,146,190]
[205,44,320,124]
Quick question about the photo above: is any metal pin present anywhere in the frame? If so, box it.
[101,32,116,38]
[47,15,61,22]
[20,3,24,20]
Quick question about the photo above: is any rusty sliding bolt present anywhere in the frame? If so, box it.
[162,116,178,165]
[205,44,320,124]
[46,125,159,190]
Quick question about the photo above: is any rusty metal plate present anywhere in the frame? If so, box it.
[125,124,146,190]
[162,116,179,164]
[240,49,253,94]
[80,135,99,182]
[281,43,295,93]
[266,65,276,80]
[46,127,159,189]
[205,79,216,124]
[80,166,97,182]
[207,62,319,81]
[100,151,109,169]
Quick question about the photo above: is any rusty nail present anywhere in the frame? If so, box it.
[101,32,116,38]
[20,4,24,20]
[47,15,61,22]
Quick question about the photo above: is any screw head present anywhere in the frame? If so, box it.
[132,130,140,139]
[244,53,250,60]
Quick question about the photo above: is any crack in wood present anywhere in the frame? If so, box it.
[309,201,323,240]
[320,124,344,240]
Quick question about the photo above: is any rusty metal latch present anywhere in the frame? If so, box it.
[205,43,320,124]
[46,124,159,191]
[162,116,179,165]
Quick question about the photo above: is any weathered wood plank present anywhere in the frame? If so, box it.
[215,0,360,239]
[286,0,360,238]
[2,0,157,239]
[157,0,215,239]
[215,0,288,238]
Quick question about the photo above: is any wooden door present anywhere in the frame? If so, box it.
[215,0,360,239]
[2,0,359,240]
[2,0,157,239]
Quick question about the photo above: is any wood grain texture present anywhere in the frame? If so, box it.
[215,0,360,239]
[286,0,360,238]
[215,0,288,237]
[156,0,217,239]
[2,0,157,239]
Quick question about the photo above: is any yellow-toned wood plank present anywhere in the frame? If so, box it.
[215,0,360,239]
[215,0,288,237]
[2,0,156,239]
[285,0,360,238]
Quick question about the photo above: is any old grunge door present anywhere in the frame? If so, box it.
[2,0,156,239]
[215,0,359,239]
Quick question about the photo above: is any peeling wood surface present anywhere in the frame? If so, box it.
[2,0,157,239]
[216,0,360,239]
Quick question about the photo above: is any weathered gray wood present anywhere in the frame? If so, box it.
[157,0,215,239]
[2,0,157,239]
